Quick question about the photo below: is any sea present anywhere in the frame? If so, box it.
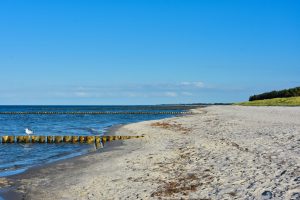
[0,105,192,177]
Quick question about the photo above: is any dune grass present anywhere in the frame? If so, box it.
[236,96,300,106]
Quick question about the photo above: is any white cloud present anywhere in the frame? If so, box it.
[194,82,204,88]
[180,81,204,88]
[181,92,193,96]
[74,92,89,97]
[0,81,207,100]
[164,92,178,97]
[180,82,191,86]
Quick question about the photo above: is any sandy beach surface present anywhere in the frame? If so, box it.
[1,105,300,200]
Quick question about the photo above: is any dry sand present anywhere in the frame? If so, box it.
[1,105,300,199]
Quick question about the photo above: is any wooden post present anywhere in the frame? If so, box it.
[95,136,101,143]
[39,136,46,143]
[31,136,40,143]
[95,142,102,149]
[7,136,15,143]
[79,136,86,143]
[102,136,107,143]
[63,136,71,143]
[16,136,25,143]
[55,136,63,143]
[71,136,79,143]
[108,136,114,141]
[24,136,30,143]
[86,136,95,144]
[47,136,54,143]
[121,136,126,140]
[2,136,15,143]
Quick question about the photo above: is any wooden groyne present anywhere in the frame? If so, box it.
[0,111,192,115]
[1,135,144,144]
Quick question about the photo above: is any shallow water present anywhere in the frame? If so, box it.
[0,105,189,177]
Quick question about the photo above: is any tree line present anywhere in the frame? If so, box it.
[249,86,300,101]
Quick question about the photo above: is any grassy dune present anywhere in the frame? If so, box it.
[236,97,300,106]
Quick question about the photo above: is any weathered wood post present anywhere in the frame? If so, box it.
[2,136,9,143]
[54,136,63,143]
[86,136,95,144]
[24,136,30,143]
[16,136,25,143]
[39,136,46,143]
[71,136,79,143]
[63,136,71,143]
[95,136,101,144]
[79,136,86,143]
[31,136,40,143]
[47,136,54,143]
[108,136,114,141]
[102,136,107,144]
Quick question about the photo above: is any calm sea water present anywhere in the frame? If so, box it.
[0,105,190,177]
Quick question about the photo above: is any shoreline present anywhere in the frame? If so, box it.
[0,124,130,199]
[0,106,193,179]
[1,105,300,199]
[1,121,157,199]
[0,111,192,199]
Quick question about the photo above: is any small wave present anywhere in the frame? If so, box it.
[69,127,101,135]
[0,168,27,177]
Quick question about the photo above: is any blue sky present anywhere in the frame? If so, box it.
[0,0,299,105]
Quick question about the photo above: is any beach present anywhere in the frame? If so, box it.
[1,105,300,199]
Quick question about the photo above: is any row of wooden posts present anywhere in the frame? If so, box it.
[0,111,191,115]
[0,135,144,144]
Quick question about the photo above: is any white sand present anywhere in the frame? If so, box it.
[5,106,300,199]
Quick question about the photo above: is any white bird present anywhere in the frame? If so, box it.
[25,128,34,135]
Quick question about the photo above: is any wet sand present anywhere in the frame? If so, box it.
[1,106,300,199]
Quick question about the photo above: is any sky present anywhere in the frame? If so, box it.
[0,0,299,105]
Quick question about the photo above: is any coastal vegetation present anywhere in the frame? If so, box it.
[236,87,300,106]
[249,86,300,101]
[236,96,300,106]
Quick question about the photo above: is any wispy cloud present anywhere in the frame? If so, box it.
[74,91,89,97]
[164,92,178,97]
[44,81,208,99]
[181,91,193,96]
[180,81,204,88]
[0,81,251,104]
[0,81,215,101]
